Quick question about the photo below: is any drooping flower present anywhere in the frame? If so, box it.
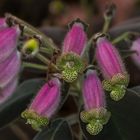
[0,26,21,63]
[21,78,61,131]
[80,69,111,135]
[95,35,129,101]
[130,38,140,68]
[57,19,87,83]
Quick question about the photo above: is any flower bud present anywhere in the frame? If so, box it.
[0,52,21,88]
[80,70,110,135]
[95,36,129,101]
[62,21,87,55]
[0,26,21,63]
[22,38,39,57]
[21,78,61,131]
[0,78,18,104]
[130,38,140,68]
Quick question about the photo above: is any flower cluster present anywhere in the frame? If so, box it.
[0,18,21,103]
[0,14,131,136]
[20,19,129,135]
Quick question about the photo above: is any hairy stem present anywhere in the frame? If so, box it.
[22,62,47,70]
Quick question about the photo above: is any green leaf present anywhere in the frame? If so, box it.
[107,88,140,140]
[33,118,73,140]
[0,78,45,128]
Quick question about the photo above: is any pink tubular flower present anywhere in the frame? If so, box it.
[83,70,106,111]
[21,78,61,131]
[95,36,129,101]
[0,52,21,88]
[80,69,110,135]
[96,37,125,79]
[0,25,21,103]
[62,21,87,56]
[130,38,140,68]
[0,26,20,63]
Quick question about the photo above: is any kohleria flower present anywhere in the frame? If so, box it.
[95,35,129,101]
[57,19,87,83]
[21,78,61,131]
[80,69,110,135]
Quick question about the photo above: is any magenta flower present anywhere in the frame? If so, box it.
[0,18,7,29]
[130,38,140,68]
[95,36,129,101]
[0,26,20,63]
[0,78,18,104]
[21,78,61,131]
[0,25,21,103]
[0,52,21,88]
[62,21,87,56]
[83,70,106,111]
[80,69,110,135]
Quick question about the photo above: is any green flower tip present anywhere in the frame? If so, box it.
[80,108,111,135]
[21,110,49,131]
[22,38,39,57]
[103,73,129,101]
[56,53,85,83]
[86,120,103,135]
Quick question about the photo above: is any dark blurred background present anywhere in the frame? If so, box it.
[0,0,140,139]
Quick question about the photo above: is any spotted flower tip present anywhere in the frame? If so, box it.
[21,78,61,131]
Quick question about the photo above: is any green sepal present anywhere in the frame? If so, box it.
[21,109,49,131]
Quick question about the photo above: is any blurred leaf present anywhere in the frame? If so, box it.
[107,88,140,140]
[33,118,73,140]
[80,88,140,140]
[0,78,45,128]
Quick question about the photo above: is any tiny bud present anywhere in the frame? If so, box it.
[80,69,110,135]
[22,38,39,57]
[0,26,21,63]
[21,78,61,131]
[95,36,129,101]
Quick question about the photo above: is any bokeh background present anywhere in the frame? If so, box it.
[0,0,140,139]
